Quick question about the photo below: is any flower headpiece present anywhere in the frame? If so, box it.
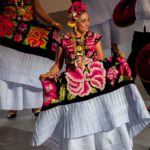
[67,1,87,28]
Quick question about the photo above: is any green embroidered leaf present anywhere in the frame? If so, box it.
[51,99,61,104]
[118,75,124,83]
[59,85,66,101]
[90,88,97,94]
[67,93,76,100]
[118,75,132,83]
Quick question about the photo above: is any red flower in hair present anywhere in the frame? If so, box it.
[68,2,86,20]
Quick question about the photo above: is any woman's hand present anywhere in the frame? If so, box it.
[117,50,126,59]
[52,22,63,30]
[39,72,54,80]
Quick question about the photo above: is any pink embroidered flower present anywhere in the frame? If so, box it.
[106,67,119,80]
[107,57,113,62]
[87,61,106,90]
[41,79,58,106]
[18,23,28,33]
[117,57,132,77]
[66,66,91,97]
[66,61,106,97]
[120,62,132,78]
[86,50,93,57]
[62,39,74,52]
[51,42,57,52]
[94,33,102,44]
[13,33,23,42]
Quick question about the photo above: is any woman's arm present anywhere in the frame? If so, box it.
[95,42,105,60]
[40,45,64,79]
[111,43,125,58]
[32,0,63,30]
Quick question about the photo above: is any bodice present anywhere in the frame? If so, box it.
[0,0,34,22]
[56,31,102,70]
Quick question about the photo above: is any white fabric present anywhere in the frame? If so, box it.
[83,0,134,50]
[32,84,150,149]
[134,0,150,32]
[0,45,55,109]
[0,45,54,88]
[0,80,43,110]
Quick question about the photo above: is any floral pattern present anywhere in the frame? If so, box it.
[41,79,58,106]
[0,0,56,60]
[0,16,16,37]
[25,27,49,48]
[41,32,133,110]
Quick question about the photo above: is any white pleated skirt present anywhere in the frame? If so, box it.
[32,84,150,150]
[0,45,55,110]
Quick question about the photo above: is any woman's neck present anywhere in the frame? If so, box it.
[73,30,86,38]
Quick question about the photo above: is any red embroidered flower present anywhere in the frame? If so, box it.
[13,33,23,42]
[2,6,16,19]
[23,6,34,21]
[26,27,48,48]
[0,16,15,37]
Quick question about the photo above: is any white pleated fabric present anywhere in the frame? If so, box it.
[0,45,55,110]
[83,0,135,50]
[32,84,150,150]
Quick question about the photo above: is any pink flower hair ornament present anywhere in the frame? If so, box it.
[67,1,87,28]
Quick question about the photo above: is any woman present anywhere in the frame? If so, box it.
[0,0,63,119]
[32,2,150,150]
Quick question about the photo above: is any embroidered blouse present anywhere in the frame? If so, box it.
[55,31,102,70]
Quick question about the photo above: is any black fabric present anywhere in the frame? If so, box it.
[127,31,150,95]
[0,20,56,60]
[127,31,150,79]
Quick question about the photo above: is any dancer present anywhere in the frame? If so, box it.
[32,2,150,150]
[0,0,63,119]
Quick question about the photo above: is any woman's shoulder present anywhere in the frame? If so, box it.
[59,32,72,40]
[86,31,102,41]
[87,31,102,37]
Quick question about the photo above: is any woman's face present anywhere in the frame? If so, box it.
[76,11,90,34]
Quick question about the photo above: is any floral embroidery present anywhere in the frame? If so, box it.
[13,32,23,42]
[66,61,106,97]
[0,16,16,37]
[2,6,16,19]
[18,22,28,33]
[22,6,34,22]
[117,57,132,78]
[25,27,49,48]
[41,79,58,106]
[107,67,119,80]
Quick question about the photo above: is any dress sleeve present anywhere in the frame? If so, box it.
[94,32,102,44]
[52,31,63,47]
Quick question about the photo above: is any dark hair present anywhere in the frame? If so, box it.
[71,0,82,3]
